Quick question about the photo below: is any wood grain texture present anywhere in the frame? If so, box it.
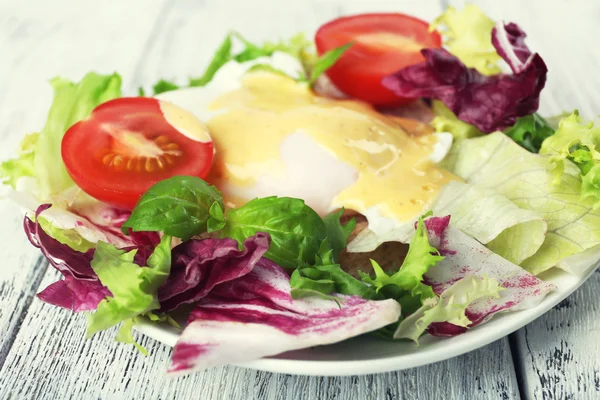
[0,0,521,398]
[2,0,599,399]
[0,271,519,400]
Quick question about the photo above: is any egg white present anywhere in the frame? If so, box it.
[156,54,453,250]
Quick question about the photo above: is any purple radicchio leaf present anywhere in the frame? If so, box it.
[167,254,401,375]
[422,216,555,336]
[26,204,159,312]
[381,22,547,133]
[157,233,271,312]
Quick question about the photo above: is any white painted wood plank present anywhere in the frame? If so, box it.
[449,0,600,398]
[1,269,519,400]
[0,1,520,398]
[0,0,168,367]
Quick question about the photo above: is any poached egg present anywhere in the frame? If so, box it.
[157,53,455,247]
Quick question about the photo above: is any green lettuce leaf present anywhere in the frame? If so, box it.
[539,111,600,206]
[189,34,234,88]
[450,132,600,274]
[431,4,501,75]
[322,209,356,262]
[115,317,148,355]
[37,216,95,252]
[87,235,172,338]
[222,196,327,269]
[393,275,502,343]
[431,100,483,139]
[152,79,180,95]
[122,176,224,241]
[290,241,376,301]
[231,32,312,65]
[432,181,547,264]
[307,43,352,85]
[150,32,314,95]
[0,133,38,189]
[35,73,122,198]
[358,215,442,304]
[504,113,555,153]
[2,73,121,198]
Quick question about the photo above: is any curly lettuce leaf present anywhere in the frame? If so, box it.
[231,32,312,65]
[37,216,95,253]
[505,113,555,153]
[322,209,356,262]
[450,132,600,274]
[0,133,38,189]
[432,181,547,264]
[150,32,314,95]
[431,4,501,75]
[539,111,600,206]
[35,73,122,199]
[359,215,442,303]
[430,100,483,139]
[86,235,172,337]
[394,275,502,343]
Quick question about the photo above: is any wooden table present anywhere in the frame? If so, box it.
[1,0,599,398]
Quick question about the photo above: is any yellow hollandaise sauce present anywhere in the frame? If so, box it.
[205,71,457,221]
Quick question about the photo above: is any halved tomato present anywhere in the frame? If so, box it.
[62,97,214,210]
[315,13,442,106]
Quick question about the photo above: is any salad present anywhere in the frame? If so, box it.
[3,5,599,375]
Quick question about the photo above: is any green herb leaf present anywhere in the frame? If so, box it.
[504,113,555,153]
[189,34,233,87]
[246,63,291,78]
[291,262,376,300]
[430,100,483,139]
[322,209,356,262]
[115,317,148,355]
[86,235,172,338]
[2,73,122,197]
[221,196,327,268]
[207,201,226,233]
[122,176,224,240]
[307,43,352,85]
[152,79,180,95]
[359,214,443,303]
[0,133,38,189]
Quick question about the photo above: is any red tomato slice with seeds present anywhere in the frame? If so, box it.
[315,13,442,106]
[62,97,214,210]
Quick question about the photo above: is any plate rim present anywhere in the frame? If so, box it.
[136,263,598,376]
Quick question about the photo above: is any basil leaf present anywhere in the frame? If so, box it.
[308,42,352,85]
[207,202,226,233]
[189,34,233,87]
[222,196,327,268]
[122,176,224,240]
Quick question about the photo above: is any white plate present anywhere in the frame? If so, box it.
[135,264,598,376]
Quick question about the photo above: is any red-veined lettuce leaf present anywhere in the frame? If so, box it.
[167,235,401,374]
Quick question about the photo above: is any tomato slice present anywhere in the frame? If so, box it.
[315,13,442,106]
[62,97,214,210]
